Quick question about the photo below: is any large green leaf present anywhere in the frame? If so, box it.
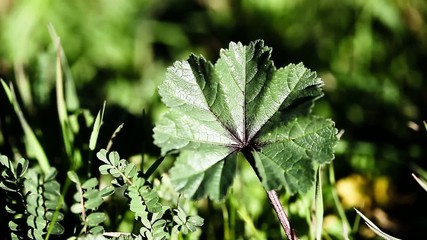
[154,40,337,199]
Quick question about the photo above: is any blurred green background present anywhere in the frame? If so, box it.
[1,0,427,239]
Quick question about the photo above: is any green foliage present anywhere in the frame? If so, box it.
[68,171,113,236]
[0,154,64,240]
[1,80,50,173]
[0,149,203,240]
[172,208,204,235]
[96,149,203,239]
[25,168,65,239]
[1,57,204,239]
[154,40,338,200]
[2,0,426,236]
[137,206,168,240]
[0,155,29,239]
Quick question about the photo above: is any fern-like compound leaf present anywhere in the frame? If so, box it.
[96,149,203,238]
[0,155,30,239]
[25,168,64,239]
[68,172,108,236]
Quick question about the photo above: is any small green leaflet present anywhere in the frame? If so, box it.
[153,40,338,200]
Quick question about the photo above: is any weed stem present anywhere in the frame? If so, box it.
[267,190,298,240]
[241,148,298,240]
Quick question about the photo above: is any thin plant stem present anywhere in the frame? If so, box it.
[242,148,298,240]
[106,123,124,151]
[267,190,299,240]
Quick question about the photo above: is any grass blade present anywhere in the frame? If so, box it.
[412,173,427,192]
[45,25,81,240]
[144,156,165,179]
[14,63,33,111]
[106,123,124,151]
[1,79,50,173]
[50,28,83,170]
[314,166,324,240]
[354,209,401,240]
[237,208,265,240]
[48,23,80,111]
[89,101,106,151]
[328,163,350,239]
[54,36,73,160]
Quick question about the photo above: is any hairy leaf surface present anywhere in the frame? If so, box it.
[154,40,337,199]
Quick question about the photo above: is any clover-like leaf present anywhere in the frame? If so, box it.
[82,178,98,189]
[0,154,9,167]
[86,212,106,226]
[67,171,80,184]
[153,40,338,200]
[100,185,115,197]
[48,222,65,235]
[172,208,204,235]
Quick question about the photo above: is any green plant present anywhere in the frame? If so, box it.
[68,171,114,236]
[0,149,203,240]
[0,30,203,239]
[95,149,203,239]
[153,40,338,239]
[0,156,30,239]
[2,0,426,237]
[0,38,338,239]
[0,155,65,240]
[25,168,65,239]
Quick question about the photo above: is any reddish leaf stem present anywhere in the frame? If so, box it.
[242,148,298,240]
[267,190,299,240]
